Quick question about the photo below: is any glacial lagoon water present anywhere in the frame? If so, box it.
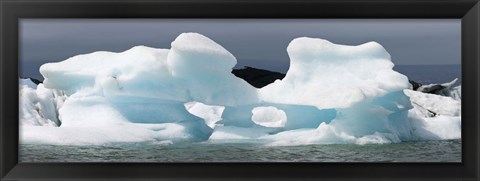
[19,139,460,162]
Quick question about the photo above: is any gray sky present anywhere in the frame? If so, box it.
[20,19,461,80]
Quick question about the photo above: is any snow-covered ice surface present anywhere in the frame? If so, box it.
[20,33,461,146]
[260,38,410,109]
[404,89,460,117]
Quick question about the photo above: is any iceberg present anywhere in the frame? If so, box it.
[404,89,461,117]
[40,34,258,106]
[411,78,462,101]
[415,78,456,94]
[256,37,415,143]
[259,37,410,109]
[404,88,461,140]
[26,33,259,144]
[20,33,461,146]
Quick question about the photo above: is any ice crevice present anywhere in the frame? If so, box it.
[20,32,461,145]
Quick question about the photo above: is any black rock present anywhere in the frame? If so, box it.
[232,66,286,88]
[409,80,422,90]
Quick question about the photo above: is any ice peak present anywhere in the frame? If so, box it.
[287,37,390,61]
[171,33,236,64]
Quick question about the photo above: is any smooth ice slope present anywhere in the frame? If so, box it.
[260,38,410,109]
[167,33,258,106]
[40,33,258,106]
[40,46,170,96]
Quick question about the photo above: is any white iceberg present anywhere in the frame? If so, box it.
[20,33,461,145]
[404,89,461,140]
[259,37,410,109]
[404,89,461,117]
[40,34,258,106]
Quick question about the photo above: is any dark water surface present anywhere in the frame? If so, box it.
[19,139,461,162]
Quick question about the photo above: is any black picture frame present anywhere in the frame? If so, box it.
[1,0,479,180]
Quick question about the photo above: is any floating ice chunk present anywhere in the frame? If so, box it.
[416,78,458,95]
[404,89,461,117]
[409,78,462,102]
[260,37,410,109]
[405,89,461,140]
[251,106,287,128]
[20,85,58,127]
[19,80,65,127]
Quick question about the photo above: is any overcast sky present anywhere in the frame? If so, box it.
[20,19,461,80]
